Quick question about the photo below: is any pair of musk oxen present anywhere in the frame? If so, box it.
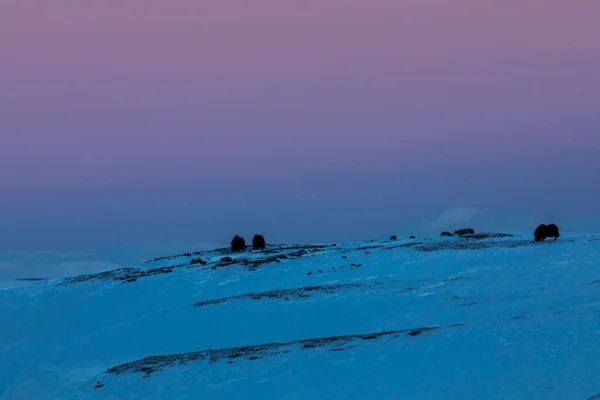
[231,234,265,252]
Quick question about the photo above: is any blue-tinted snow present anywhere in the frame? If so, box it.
[1,233,600,399]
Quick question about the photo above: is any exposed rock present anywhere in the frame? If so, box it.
[15,277,48,281]
[409,236,416,239]
[441,231,454,237]
[389,235,397,240]
[413,238,563,252]
[231,235,246,252]
[189,258,207,266]
[454,228,475,235]
[59,266,175,285]
[465,233,513,239]
[105,323,464,377]
[220,257,233,263]
[146,251,204,264]
[252,234,266,250]
[193,283,369,307]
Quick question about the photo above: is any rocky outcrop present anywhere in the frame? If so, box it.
[454,228,475,235]
[441,231,454,237]
[105,324,464,377]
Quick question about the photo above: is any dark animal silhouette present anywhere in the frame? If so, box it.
[534,224,560,242]
[389,235,397,240]
[231,235,246,252]
[252,234,266,250]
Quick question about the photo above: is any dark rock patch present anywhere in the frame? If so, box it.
[461,233,513,240]
[580,279,600,287]
[441,231,454,237]
[59,266,176,286]
[15,277,48,281]
[146,251,204,264]
[189,258,207,266]
[357,242,422,252]
[409,236,416,239]
[248,256,283,271]
[414,238,556,252]
[506,315,527,321]
[259,244,333,255]
[389,235,397,240]
[105,323,464,377]
[310,262,364,275]
[193,283,369,307]
[406,327,438,336]
[454,228,475,235]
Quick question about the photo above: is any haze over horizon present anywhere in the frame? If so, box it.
[1,1,599,261]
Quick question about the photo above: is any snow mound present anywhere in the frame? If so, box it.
[2,233,600,399]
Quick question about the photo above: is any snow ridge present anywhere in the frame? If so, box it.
[2,233,600,399]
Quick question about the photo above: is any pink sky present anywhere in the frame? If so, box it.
[1,0,599,251]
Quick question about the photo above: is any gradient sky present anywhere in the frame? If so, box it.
[1,0,599,254]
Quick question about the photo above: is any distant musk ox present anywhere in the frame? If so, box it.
[252,234,266,250]
[231,235,247,252]
[454,228,475,236]
[534,224,560,242]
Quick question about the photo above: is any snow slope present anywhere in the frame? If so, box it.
[1,233,600,399]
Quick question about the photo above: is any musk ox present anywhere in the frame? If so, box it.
[231,235,246,252]
[534,224,560,242]
[252,234,266,250]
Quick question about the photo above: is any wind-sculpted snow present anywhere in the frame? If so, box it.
[2,233,600,400]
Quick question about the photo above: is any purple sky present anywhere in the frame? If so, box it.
[1,0,599,252]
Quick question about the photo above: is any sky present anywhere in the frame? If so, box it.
[1,0,600,274]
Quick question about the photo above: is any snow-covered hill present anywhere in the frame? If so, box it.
[2,233,600,399]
